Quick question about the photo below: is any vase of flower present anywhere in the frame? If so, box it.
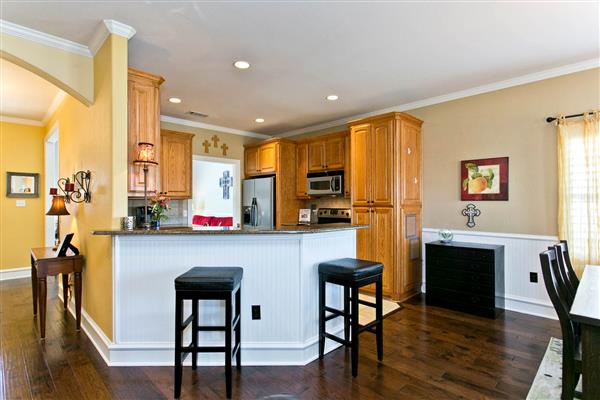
[150,194,170,229]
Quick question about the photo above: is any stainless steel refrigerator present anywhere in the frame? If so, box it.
[242,176,275,229]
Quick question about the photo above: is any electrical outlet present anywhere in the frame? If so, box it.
[251,305,261,320]
[530,272,538,283]
[16,199,26,207]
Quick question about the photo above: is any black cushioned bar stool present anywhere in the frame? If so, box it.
[318,258,384,377]
[174,267,243,399]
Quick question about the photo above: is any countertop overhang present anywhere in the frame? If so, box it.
[93,223,367,236]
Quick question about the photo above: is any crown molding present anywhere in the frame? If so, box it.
[278,58,600,137]
[0,115,44,126]
[0,19,92,57]
[104,20,136,39]
[42,90,66,124]
[160,115,270,139]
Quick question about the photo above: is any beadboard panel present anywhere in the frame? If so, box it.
[112,231,354,365]
[422,228,558,319]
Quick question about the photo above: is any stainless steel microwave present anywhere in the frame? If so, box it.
[307,172,343,196]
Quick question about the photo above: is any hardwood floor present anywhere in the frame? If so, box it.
[1,277,559,399]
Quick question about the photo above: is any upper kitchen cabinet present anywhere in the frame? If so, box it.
[127,67,164,197]
[306,132,346,172]
[244,142,277,176]
[160,130,194,199]
[296,143,309,198]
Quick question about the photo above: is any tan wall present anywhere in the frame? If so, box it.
[160,121,261,177]
[0,122,45,269]
[285,125,348,141]
[410,68,600,236]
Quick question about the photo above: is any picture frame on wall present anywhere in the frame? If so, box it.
[460,157,508,201]
[6,172,39,198]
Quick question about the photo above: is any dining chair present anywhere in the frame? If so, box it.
[556,240,580,290]
[549,245,576,307]
[539,249,581,400]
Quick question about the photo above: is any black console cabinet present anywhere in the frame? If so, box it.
[425,241,504,319]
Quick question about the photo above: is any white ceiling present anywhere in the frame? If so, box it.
[1,1,598,134]
[0,58,61,122]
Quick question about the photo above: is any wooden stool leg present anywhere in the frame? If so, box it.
[344,286,350,343]
[235,287,242,370]
[74,272,82,330]
[31,256,37,316]
[38,278,47,339]
[375,276,383,361]
[225,294,233,399]
[318,275,326,359]
[192,299,198,370]
[174,293,183,399]
[62,273,69,310]
[351,285,359,377]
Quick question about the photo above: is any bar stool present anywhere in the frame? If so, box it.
[174,267,243,399]
[318,258,384,377]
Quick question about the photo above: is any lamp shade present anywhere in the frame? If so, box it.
[46,196,70,216]
[133,142,158,165]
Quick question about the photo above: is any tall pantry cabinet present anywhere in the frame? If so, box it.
[350,112,423,301]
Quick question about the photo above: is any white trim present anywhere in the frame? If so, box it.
[42,90,66,124]
[0,19,92,57]
[88,19,136,56]
[422,227,558,242]
[0,267,29,281]
[278,58,600,137]
[502,294,556,320]
[0,115,43,126]
[160,115,269,139]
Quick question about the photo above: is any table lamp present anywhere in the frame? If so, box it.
[46,195,70,250]
[133,142,158,229]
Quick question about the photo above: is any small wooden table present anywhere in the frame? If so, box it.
[570,264,600,399]
[30,247,84,339]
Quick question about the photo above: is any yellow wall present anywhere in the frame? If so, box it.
[0,122,45,269]
[44,34,128,340]
[0,32,94,105]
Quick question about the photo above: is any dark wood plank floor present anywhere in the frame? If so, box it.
[1,277,559,399]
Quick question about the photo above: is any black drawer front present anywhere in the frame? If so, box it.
[427,267,494,286]
[427,272,494,296]
[427,245,494,263]
[426,255,494,275]
[426,286,495,308]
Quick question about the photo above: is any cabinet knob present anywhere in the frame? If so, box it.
[414,177,418,184]
[407,147,412,155]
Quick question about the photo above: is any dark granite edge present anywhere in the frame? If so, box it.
[93,224,368,236]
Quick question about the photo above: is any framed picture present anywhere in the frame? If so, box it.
[6,172,39,198]
[461,157,508,201]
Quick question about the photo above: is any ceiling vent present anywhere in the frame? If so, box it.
[188,111,208,118]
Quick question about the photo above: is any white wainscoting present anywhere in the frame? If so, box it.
[422,228,559,320]
[0,266,29,281]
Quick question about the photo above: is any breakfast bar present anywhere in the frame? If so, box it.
[93,225,363,366]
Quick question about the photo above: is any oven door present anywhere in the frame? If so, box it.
[307,175,342,196]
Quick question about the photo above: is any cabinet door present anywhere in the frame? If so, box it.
[372,207,394,296]
[258,143,277,173]
[128,77,161,196]
[401,122,422,204]
[350,124,371,206]
[308,141,325,172]
[372,119,394,206]
[344,134,351,198]
[399,207,422,298]
[244,147,259,176]
[296,143,309,198]
[324,136,344,170]
[352,207,372,261]
[161,131,193,198]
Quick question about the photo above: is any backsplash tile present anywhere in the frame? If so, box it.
[128,198,190,226]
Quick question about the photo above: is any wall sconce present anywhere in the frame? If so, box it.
[54,170,91,203]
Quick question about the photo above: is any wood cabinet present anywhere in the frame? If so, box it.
[306,133,346,172]
[344,135,351,198]
[350,112,423,301]
[160,130,193,198]
[296,143,309,198]
[244,140,304,228]
[127,68,164,197]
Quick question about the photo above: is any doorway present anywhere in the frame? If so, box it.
[44,123,59,247]
[192,155,241,227]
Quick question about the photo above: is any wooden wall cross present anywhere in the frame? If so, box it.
[221,143,229,156]
[462,203,481,228]
[202,139,211,153]
[211,135,220,148]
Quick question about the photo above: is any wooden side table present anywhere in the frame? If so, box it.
[30,247,84,339]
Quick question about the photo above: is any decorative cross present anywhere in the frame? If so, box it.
[219,171,233,199]
[211,135,220,148]
[462,203,481,228]
[202,139,211,153]
[221,143,229,156]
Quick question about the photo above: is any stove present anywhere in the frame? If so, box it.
[317,208,352,224]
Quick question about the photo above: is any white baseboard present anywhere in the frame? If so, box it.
[0,266,29,281]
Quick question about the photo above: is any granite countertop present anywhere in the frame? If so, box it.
[93,223,367,236]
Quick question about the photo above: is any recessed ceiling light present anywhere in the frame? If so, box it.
[234,61,251,69]
[326,95,339,101]
[169,97,182,104]
[255,118,265,123]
